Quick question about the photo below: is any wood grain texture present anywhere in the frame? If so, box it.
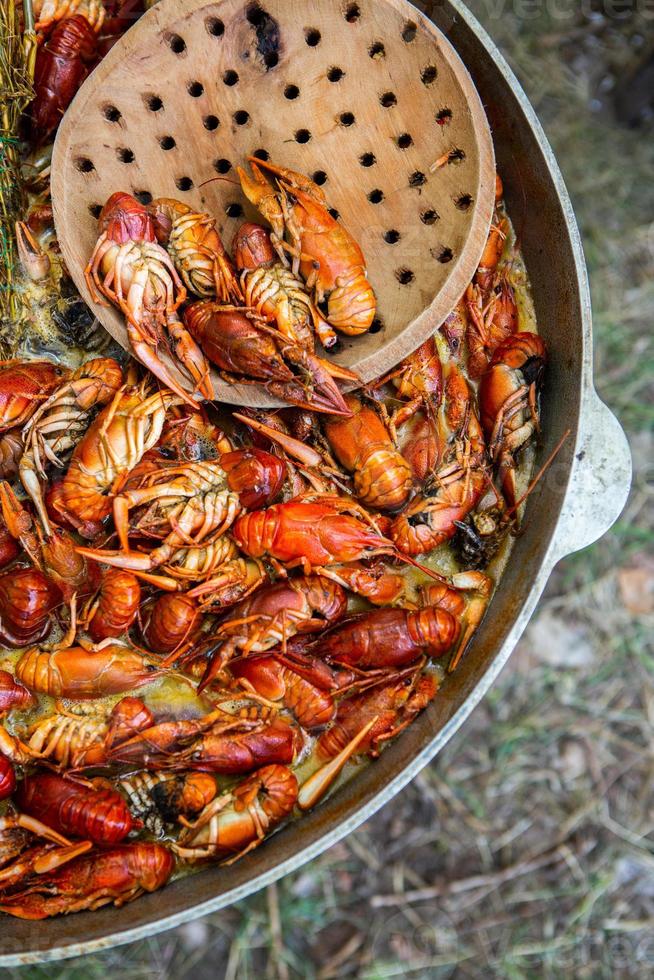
[51,0,495,406]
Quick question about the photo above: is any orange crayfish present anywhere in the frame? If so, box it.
[192,573,347,688]
[148,197,241,302]
[108,711,298,774]
[60,381,173,529]
[238,158,376,336]
[14,772,137,844]
[322,394,413,511]
[15,641,162,699]
[19,356,123,534]
[232,221,338,350]
[0,842,174,919]
[286,605,460,670]
[184,302,354,416]
[232,497,396,574]
[390,363,488,555]
[478,331,547,510]
[174,765,298,863]
[85,192,212,402]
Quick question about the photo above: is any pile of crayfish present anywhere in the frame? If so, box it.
[0,170,547,920]
[84,156,376,411]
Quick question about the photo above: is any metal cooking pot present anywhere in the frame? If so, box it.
[1,0,631,964]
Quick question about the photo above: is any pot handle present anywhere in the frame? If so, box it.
[551,389,631,564]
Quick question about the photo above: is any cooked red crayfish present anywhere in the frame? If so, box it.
[0,360,63,434]
[31,16,98,141]
[141,593,202,655]
[26,707,109,768]
[0,813,92,893]
[174,764,298,863]
[322,560,406,606]
[473,174,507,296]
[297,671,439,810]
[220,448,287,511]
[184,302,353,415]
[232,497,395,574]
[318,672,438,762]
[238,158,376,336]
[478,331,547,509]
[76,459,243,578]
[146,539,250,591]
[26,697,153,768]
[19,357,123,533]
[417,571,493,671]
[229,653,337,730]
[465,272,518,379]
[233,221,338,350]
[0,842,174,919]
[84,568,141,642]
[465,176,517,377]
[14,772,136,843]
[148,197,241,301]
[322,394,413,511]
[60,382,172,528]
[289,604,460,669]
[391,363,487,555]
[85,193,212,402]
[0,482,89,600]
[186,554,267,608]
[382,336,443,434]
[0,567,61,647]
[194,574,347,687]
[105,697,155,749]
[15,642,161,699]
[108,711,298,773]
[154,406,232,462]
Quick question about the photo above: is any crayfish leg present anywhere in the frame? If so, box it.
[297,717,377,811]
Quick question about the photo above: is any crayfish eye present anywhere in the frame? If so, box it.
[522,356,545,387]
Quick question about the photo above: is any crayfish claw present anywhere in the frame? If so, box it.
[15,221,50,282]
[127,326,200,410]
[76,546,154,572]
[245,157,328,204]
[278,346,354,417]
[165,315,214,400]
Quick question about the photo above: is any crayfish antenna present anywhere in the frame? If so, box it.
[393,550,447,583]
[505,428,571,521]
[297,717,378,811]
[15,220,50,281]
